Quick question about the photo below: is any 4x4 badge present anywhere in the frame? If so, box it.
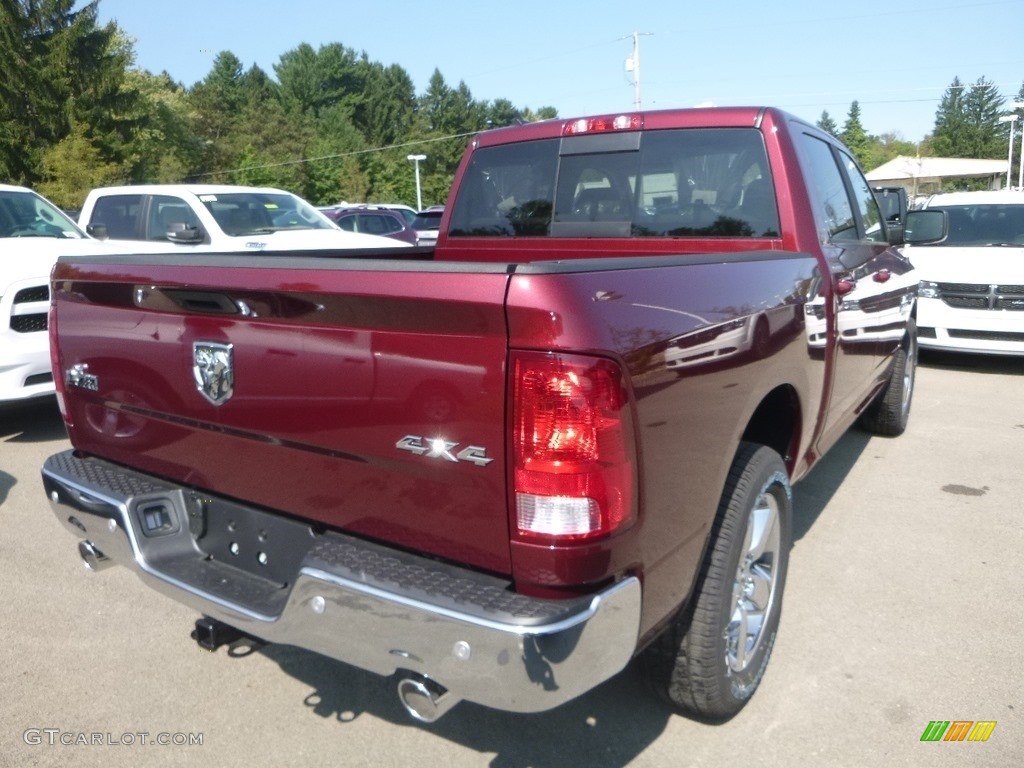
[395,435,493,467]
[193,342,234,405]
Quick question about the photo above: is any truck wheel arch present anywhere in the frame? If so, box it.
[641,441,792,720]
[740,384,801,472]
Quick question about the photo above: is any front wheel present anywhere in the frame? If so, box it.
[642,442,792,721]
[859,319,917,436]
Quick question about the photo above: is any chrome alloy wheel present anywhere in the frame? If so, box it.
[726,488,782,673]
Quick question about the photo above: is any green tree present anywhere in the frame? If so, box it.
[861,132,918,173]
[961,77,1005,159]
[526,106,558,122]
[302,104,370,204]
[932,76,1005,159]
[362,150,422,207]
[485,98,525,128]
[840,101,870,166]
[0,0,136,185]
[188,50,249,175]
[358,61,416,147]
[36,121,122,207]
[816,110,839,137]
[227,93,313,191]
[188,56,315,188]
[930,76,967,157]
[275,42,364,119]
[416,70,490,204]
[120,69,203,184]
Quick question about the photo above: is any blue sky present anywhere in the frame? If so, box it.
[97,0,1023,145]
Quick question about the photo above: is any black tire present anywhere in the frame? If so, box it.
[859,319,917,437]
[642,442,792,721]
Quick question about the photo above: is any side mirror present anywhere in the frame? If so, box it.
[166,222,204,243]
[903,210,947,245]
[873,186,907,245]
[86,223,108,240]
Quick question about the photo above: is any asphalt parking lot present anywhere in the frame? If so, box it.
[0,350,1020,768]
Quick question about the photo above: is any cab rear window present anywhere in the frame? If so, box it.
[447,128,779,239]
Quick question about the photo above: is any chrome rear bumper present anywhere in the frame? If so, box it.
[42,450,640,717]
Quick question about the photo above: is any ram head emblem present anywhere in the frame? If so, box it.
[193,342,234,406]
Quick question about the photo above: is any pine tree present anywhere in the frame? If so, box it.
[930,76,967,157]
[960,77,1005,159]
[816,110,839,137]
[840,102,870,166]
[416,70,489,205]
[0,0,136,185]
[930,76,1006,159]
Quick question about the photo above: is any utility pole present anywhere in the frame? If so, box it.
[623,32,652,110]
[998,115,1017,189]
[1014,101,1024,189]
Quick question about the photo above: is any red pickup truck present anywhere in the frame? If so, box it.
[41,107,926,723]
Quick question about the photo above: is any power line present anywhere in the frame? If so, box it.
[190,131,477,179]
[192,80,1022,180]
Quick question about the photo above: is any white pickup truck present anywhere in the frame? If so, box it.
[79,184,409,252]
[1,184,125,403]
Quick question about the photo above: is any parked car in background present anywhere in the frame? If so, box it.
[0,184,123,403]
[904,190,1024,356]
[319,205,419,245]
[79,184,408,253]
[410,207,444,246]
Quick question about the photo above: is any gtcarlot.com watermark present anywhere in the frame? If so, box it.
[23,729,203,747]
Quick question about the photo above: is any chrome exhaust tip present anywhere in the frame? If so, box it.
[396,675,458,723]
[78,540,113,572]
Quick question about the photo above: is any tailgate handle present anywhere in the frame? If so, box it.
[164,290,241,315]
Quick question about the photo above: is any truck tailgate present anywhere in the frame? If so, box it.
[51,255,513,574]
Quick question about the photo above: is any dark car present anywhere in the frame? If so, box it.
[320,205,419,245]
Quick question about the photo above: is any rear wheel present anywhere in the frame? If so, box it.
[859,319,916,436]
[643,442,792,721]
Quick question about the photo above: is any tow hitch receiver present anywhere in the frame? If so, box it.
[191,616,260,652]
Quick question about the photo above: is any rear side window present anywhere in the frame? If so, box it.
[359,213,401,235]
[839,150,886,243]
[794,134,885,244]
[797,137,857,242]
[447,128,779,238]
[91,194,143,239]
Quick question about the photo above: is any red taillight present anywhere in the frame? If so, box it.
[562,114,642,136]
[511,352,636,542]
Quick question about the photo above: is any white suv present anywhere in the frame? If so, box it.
[905,190,1024,356]
[1,185,123,403]
[79,184,407,252]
